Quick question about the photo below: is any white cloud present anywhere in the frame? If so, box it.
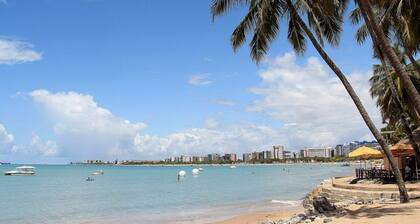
[30,90,148,160]
[248,52,382,148]
[0,0,7,5]
[0,123,14,153]
[29,135,59,156]
[0,39,42,64]
[27,90,288,160]
[188,74,212,86]
[215,99,235,106]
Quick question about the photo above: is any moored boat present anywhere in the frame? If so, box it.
[4,166,35,175]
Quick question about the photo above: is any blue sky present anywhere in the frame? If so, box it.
[0,0,384,163]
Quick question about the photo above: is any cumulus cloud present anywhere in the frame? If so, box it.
[0,124,14,153]
[27,90,288,160]
[0,39,42,64]
[188,74,212,86]
[248,52,382,148]
[29,135,59,156]
[30,90,148,160]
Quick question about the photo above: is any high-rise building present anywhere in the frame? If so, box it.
[303,148,326,157]
[208,153,221,162]
[263,150,272,160]
[335,144,344,157]
[272,145,285,159]
[242,153,252,162]
[223,153,237,162]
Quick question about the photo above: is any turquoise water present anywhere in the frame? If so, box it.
[0,164,351,224]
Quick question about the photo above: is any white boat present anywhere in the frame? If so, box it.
[4,166,35,175]
[92,170,104,175]
[230,165,237,169]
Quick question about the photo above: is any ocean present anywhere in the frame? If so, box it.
[0,164,352,224]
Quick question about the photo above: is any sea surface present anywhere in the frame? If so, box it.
[0,164,352,224]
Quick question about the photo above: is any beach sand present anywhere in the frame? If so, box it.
[312,199,420,224]
[215,206,304,224]
[216,200,420,224]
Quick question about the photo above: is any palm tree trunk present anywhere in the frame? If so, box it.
[361,4,420,170]
[406,53,420,75]
[286,0,410,203]
[357,0,420,115]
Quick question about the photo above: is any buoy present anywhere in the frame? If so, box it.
[178,170,186,177]
[192,168,199,175]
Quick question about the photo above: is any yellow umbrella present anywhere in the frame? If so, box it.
[349,146,382,159]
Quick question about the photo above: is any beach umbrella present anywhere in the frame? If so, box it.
[390,142,417,180]
[349,146,382,176]
[390,143,415,157]
[349,146,382,159]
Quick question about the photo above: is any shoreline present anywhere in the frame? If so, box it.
[213,176,420,224]
[84,162,356,167]
[214,205,304,224]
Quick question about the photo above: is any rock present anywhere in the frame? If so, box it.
[355,199,364,205]
[323,218,333,223]
[312,196,336,213]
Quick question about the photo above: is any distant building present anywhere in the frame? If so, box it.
[272,145,285,159]
[325,146,334,158]
[335,144,344,157]
[263,150,272,160]
[208,153,221,162]
[243,153,252,162]
[303,148,327,158]
[251,152,259,160]
[299,149,305,158]
[181,155,193,163]
[223,153,237,162]
[258,151,265,160]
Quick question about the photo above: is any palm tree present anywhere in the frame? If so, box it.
[370,60,420,166]
[352,1,420,176]
[370,62,420,126]
[357,0,420,116]
[211,0,410,202]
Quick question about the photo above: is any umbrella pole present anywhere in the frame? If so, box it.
[416,156,419,181]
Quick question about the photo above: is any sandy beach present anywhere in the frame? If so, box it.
[215,206,304,224]
[216,199,420,224]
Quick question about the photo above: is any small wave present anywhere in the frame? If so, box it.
[271,200,300,206]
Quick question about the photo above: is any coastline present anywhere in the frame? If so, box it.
[214,205,304,224]
[212,175,420,224]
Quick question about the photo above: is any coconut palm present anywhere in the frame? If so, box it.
[356,0,420,116]
[352,1,420,173]
[370,61,420,126]
[211,0,410,202]
[351,1,420,74]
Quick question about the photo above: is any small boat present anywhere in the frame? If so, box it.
[198,167,204,171]
[86,177,95,181]
[91,170,104,175]
[230,165,237,169]
[341,163,351,167]
[4,166,35,175]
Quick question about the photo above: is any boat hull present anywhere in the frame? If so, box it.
[4,171,35,176]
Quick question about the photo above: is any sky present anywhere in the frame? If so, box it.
[0,0,386,164]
